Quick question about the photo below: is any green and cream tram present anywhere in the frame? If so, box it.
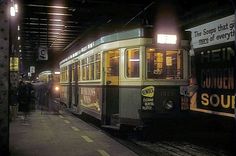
[59,28,189,128]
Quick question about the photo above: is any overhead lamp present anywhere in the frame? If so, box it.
[10,6,15,16]
[18,36,20,40]
[10,1,18,17]
[14,4,18,12]
[18,25,20,30]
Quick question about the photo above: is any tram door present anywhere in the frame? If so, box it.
[104,50,120,125]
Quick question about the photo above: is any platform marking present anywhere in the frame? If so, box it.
[64,120,70,124]
[97,149,110,156]
[59,115,64,118]
[71,126,80,131]
[81,135,93,142]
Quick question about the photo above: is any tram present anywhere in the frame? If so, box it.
[59,27,189,129]
[38,70,60,97]
[38,70,60,83]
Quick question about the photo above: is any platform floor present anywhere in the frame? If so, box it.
[9,110,138,156]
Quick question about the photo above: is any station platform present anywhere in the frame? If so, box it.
[9,109,138,156]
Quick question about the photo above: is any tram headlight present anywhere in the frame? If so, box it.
[54,86,60,92]
[163,100,174,110]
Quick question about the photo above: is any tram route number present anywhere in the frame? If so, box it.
[38,47,48,60]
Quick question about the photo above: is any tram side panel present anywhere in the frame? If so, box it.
[71,84,75,106]
[60,84,69,106]
[79,86,102,120]
[119,87,142,126]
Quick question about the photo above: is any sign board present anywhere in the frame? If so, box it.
[157,34,177,44]
[186,15,235,49]
[30,66,35,73]
[10,57,19,71]
[28,72,31,77]
[38,46,48,60]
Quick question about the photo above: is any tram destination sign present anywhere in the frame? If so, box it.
[186,15,235,49]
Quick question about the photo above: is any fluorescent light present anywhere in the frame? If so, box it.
[26,4,69,9]
[50,19,62,22]
[18,25,20,30]
[157,34,177,44]
[54,71,60,74]
[10,6,15,16]
[18,36,20,40]
[129,59,140,62]
[14,4,18,12]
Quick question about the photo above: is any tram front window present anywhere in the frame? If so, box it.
[146,48,183,79]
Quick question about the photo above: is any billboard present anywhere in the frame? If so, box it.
[10,57,19,71]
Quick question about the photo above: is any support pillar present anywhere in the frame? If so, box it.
[0,0,9,155]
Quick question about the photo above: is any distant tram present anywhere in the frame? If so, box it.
[59,27,189,129]
[38,70,60,83]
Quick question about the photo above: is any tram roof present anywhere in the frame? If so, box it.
[59,27,153,65]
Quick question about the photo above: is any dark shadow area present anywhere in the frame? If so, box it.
[135,112,235,156]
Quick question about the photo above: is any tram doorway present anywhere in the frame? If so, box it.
[103,50,120,126]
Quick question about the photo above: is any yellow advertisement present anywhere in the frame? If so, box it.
[10,57,19,71]
[166,56,172,66]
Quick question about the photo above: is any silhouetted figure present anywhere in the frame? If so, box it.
[10,84,18,121]
[17,81,34,122]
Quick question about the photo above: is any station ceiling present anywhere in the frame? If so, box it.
[15,0,234,73]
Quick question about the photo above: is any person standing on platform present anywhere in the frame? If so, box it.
[47,75,54,113]
[9,83,18,121]
[17,81,33,122]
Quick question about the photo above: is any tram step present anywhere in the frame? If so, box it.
[101,125,120,130]
[111,114,119,126]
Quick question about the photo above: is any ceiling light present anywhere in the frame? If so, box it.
[27,4,69,9]
[50,19,62,22]
[37,12,72,16]
[14,4,18,12]
[10,6,15,16]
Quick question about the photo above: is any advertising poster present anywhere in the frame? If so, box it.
[141,86,155,111]
[195,44,235,115]
[187,15,235,116]
[80,87,102,114]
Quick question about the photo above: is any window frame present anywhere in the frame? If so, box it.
[145,47,184,80]
[125,47,141,79]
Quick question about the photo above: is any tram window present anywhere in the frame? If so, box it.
[82,58,87,80]
[65,66,68,81]
[60,66,68,82]
[95,53,101,79]
[106,50,119,76]
[71,63,75,82]
[89,55,94,80]
[126,48,140,77]
[77,61,80,81]
[146,48,183,79]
